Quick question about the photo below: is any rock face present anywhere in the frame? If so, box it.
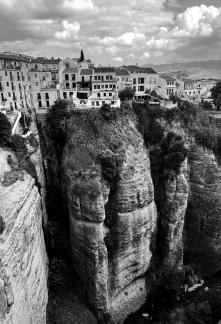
[152,158,189,269]
[62,115,158,323]
[0,132,48,323]
[184,146,221,276]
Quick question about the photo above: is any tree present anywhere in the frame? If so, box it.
[80,49,85,62]
[211,81,221,109]
[0,112,11,147]
[119,87,135,101]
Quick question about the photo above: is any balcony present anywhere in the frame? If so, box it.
[40,82,57,90]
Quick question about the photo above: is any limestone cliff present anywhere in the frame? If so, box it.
[184,145,221,276]
[0,127,48,323]
[62,111,158,323]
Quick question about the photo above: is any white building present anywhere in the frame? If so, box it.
[122,65,158,98]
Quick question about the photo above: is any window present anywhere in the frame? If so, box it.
[97,85,100,89]
[105,84,108,88]
[133,86,136,92]
[94,76,97,80]
[101,85,104,89]
[7,82,9,87]
[104,93,106,97]
[35,64,38,69]
[96,101,99,106]
[94,85,97,89]
[65,74,69,81]
[106,75,109,80]
[98,76,101,80]
[66,83,70,88]
[138,78,144,84]
[46,101,50,107]
[72,83,76,88]
[72,74,75,80]
[102,101,105,105]
[109,84,112,88]
[38,101,42,107]
[97,93,100,97]
[8,92,11,97]
[82,76,85,82]
[36,82,38,86]
[70,92,73,97]
[35,73,37,78]
[113,85,116,89]
[92,101,95,106]
[45,93,49,99]
[133,78,136,84]
[110,75,113,80]
[63,92,67,99]
[109,93,112,97]
[111,101,114,105]
[5,71,7,77]
[37,93,41,100]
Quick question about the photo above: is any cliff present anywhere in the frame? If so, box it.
[62,111,158,323]
[0,126,48,323]
[184,145,221,276]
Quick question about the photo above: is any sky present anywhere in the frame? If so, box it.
[0,0,221,65]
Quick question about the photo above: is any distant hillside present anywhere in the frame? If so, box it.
[144,60,221,80]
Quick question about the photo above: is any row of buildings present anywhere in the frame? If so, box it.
[0,51,216,113]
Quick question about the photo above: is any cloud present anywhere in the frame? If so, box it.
[142,52,150,59]
[128,53,135,59]
[114,57,123,62]
[145,4,221,55]
[55,20,80,40]
[63,0,94,11]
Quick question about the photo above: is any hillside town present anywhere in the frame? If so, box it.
[0,50,217,116]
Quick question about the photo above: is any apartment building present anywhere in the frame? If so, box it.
[91,67,118,107]
[122,65,158,97]
[29,57,60,110]
[0,52,32,112]
[115,68,132,93]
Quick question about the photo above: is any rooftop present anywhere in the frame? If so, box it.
[63,67,78,73]
[80,69,93,75]
[31,56,61,64]
[0,52,31,62]
[94,67,115,73]
[115,68,130,76]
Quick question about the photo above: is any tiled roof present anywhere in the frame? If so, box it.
[31,57,61,64]
[124,65,157,74]
[115,68,130,76]
[63,67,78,73]
[80,69,93,75]
[160,74,176,81]
[94,67,115,73]
[0,53,31,62]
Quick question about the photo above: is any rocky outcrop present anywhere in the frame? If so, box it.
[156,159,189,269]
[62,115,158,323]
[0,129,48,323]
[184,146,221,276]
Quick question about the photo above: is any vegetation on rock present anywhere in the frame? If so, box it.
[0,112,11,147]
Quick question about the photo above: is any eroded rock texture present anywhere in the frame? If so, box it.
[63,115,158,323]
[0,136,48,323]
[184,146,221,276]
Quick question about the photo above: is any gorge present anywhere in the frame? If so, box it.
[1,101,221,323]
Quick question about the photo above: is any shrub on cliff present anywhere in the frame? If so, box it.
[100,104,120,121]
[0,112,11,147]
[119,87,135,101]
[99,149,124,183]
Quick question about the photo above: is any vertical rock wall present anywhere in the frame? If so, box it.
[63,120,158,323]
[184,146,221,275]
